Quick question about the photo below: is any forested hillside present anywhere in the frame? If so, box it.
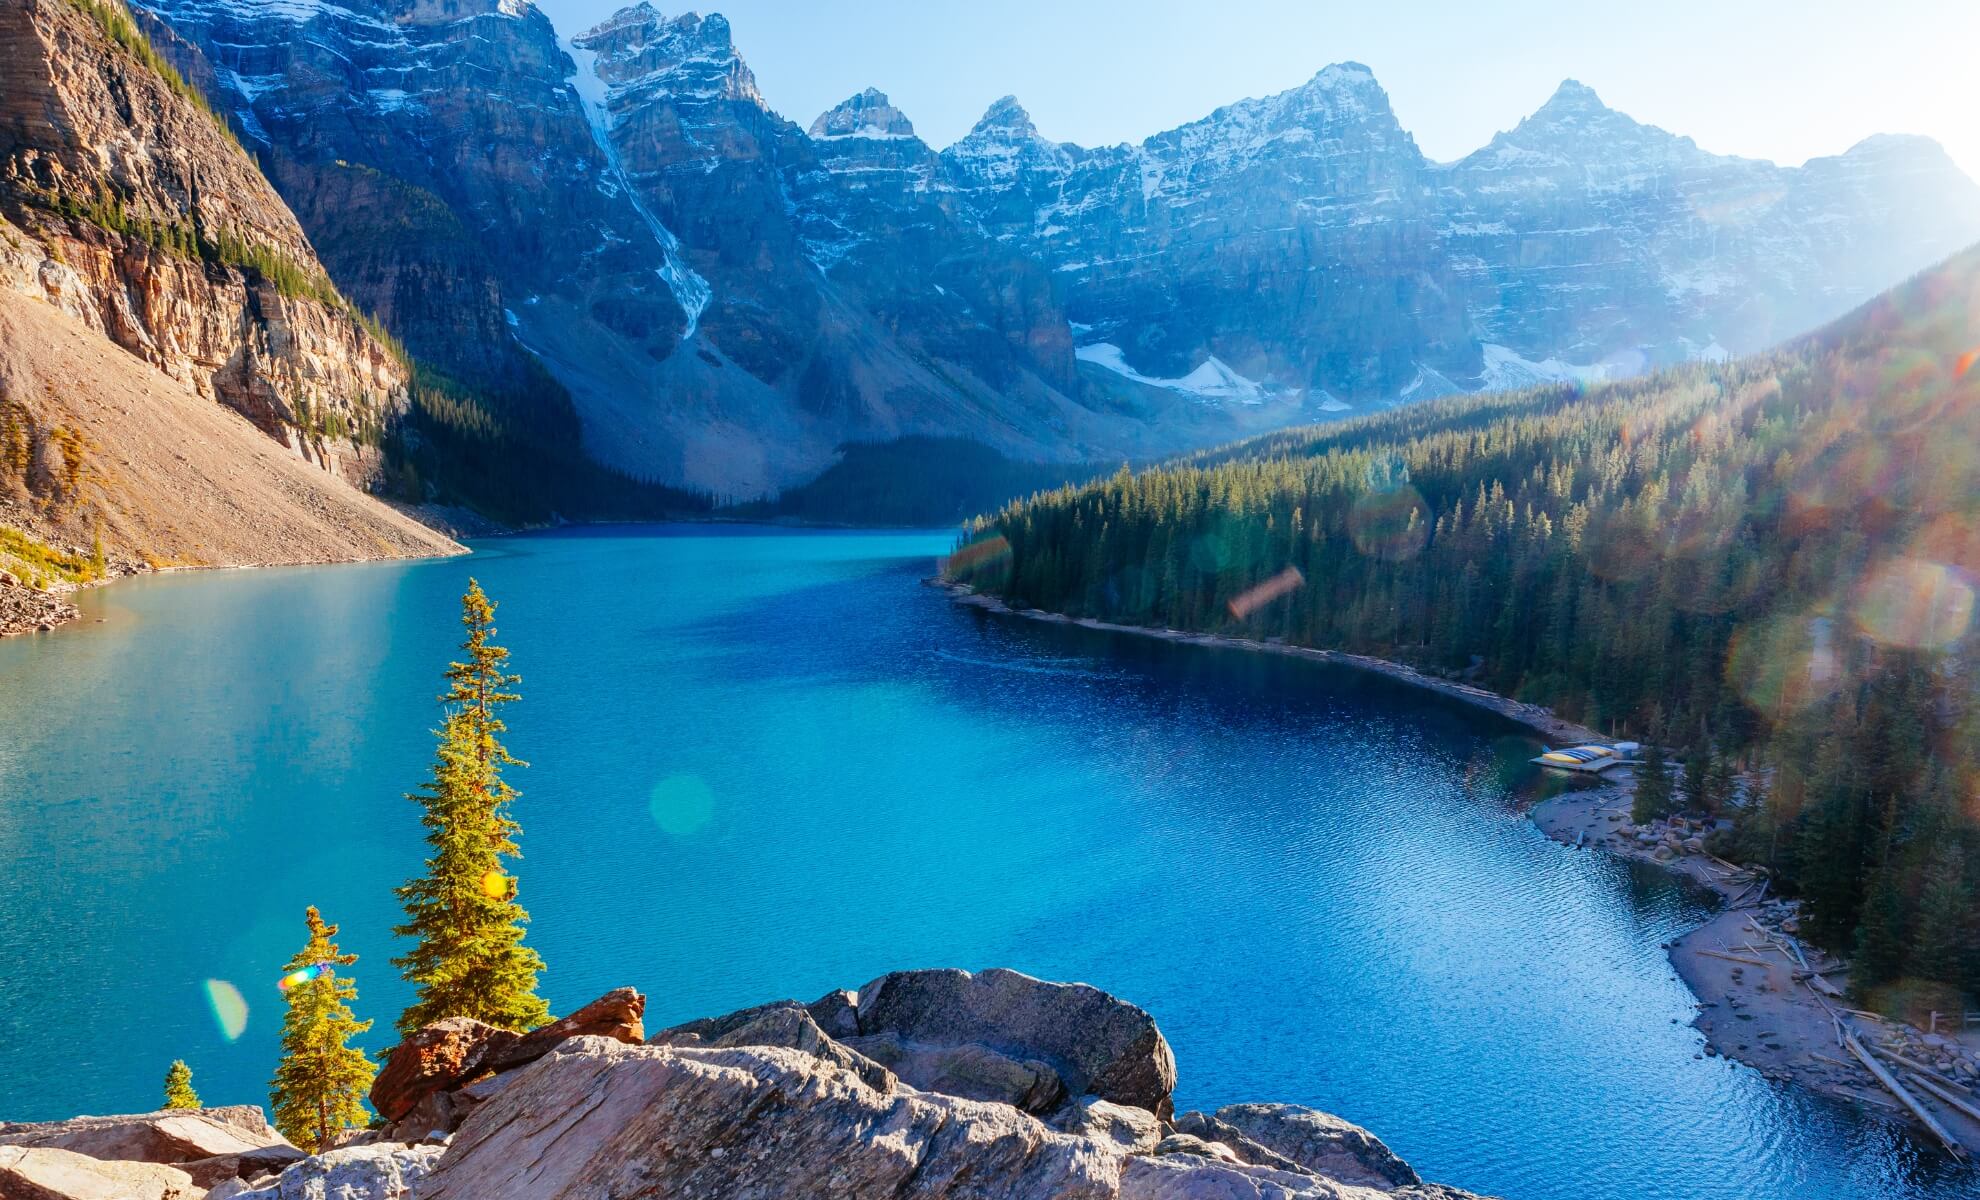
[949,247,1980,1007]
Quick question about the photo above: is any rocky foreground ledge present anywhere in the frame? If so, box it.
[0,969,1488,1199]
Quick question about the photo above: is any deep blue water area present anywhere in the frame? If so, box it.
[1,526,1970,1199]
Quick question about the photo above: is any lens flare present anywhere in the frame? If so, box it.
[943,535,1011,578]
[649,773,715,837]
[1227,566,1304,620]
[1852,558,1975,650]
[1726,614,1843,720]
[1347,486,1428,562]
[204,979,249,1041]
[277,962,333,993]
[1189,525,1239,573]
[1583,520,1658,583]
[1956,349,1978,379]
[480,869,510,899]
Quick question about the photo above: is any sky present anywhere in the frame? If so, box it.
[530,0,1980,179]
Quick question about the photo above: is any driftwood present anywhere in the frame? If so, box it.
[1907,1072,1980,1129]
[1847,1034,1966,1156]
[1881,1050,1980,1100]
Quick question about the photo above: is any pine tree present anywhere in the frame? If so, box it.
[1852,864,1907,998]
[1679,743,1710,816]
[1632,743,1675,825]
[393,580,551,1036]
[162,1060,199,1110]
[1911,844,1972,990]
[270,907,377,1152]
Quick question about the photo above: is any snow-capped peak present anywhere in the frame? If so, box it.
[574,6,762,108]
[968,95,1045,142]
[809,87,916,140]
[1538,78,1607,113]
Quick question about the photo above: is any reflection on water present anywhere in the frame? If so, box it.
[0,526,1971,1200]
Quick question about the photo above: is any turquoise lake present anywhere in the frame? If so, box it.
[0,525,1972,1199]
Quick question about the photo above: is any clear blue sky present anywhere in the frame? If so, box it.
[532,0,1980,178]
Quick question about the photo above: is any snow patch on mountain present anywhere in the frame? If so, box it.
[564,34,712,337]
[1477,343,1618,391]
[1077,343,1271,405]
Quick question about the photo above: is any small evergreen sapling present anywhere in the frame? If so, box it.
[270,907,378,1152]
[162,1060,199,1110]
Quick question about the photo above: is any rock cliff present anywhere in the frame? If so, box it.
[0,0,458,615]
[0,0,411,481]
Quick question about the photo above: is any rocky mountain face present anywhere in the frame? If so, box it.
[0,0,459,605]
[944,74,1980,405]
[131,0,691,400]
[0,0,410,480]
[131,0,1980,499]
[0,970,1490,1199]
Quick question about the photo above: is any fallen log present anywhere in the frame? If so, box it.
[1846,1033,1966,1156]
[1882,1050,1980,1101]
[1907,1072,1980,1129]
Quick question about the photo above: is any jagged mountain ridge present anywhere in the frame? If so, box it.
[944,72,1980,402]
[135,0,1980,498]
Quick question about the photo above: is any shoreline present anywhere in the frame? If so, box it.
[930,578,1605,746]
[1532,787,1980,1154]
[936,578,1980,1157]
[0,525,473,640]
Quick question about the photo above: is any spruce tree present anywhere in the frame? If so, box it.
[394,580,551,1036]
[1632,744,1675,825]
[1679,743,1710,816]
[1852,867,1906,999]
[162,1060,199,1110]
[270,907,377,1152]
[1911,844,1972,989]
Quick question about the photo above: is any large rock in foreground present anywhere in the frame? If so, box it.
[0,1145,200,1200]
[0,1107,300,1187]
[418,1037,1480,1200]
[0,1106,281,1162]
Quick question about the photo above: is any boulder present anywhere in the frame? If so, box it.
[231,1142,443,1200]
[844,1030,1065,1112]
[851,968,1178,1118]
[479,987,645,1075]
[1048,1099,1164,1153]
[1211,1103,1422,1189]
[806,988,861,1039]
[368,1018,518,1123]
[1168,1111,1310,1175]
[370,989,647,1122]
[650,1000,895,1093]
[0,1145,200,1200]
[0,1106,288,1167]
[380,1089,473,1145]
[178,1144,309,1189]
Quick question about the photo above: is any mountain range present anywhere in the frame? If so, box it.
[57,0,1980,502]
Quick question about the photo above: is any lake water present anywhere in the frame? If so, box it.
[0,526,1971,1199]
